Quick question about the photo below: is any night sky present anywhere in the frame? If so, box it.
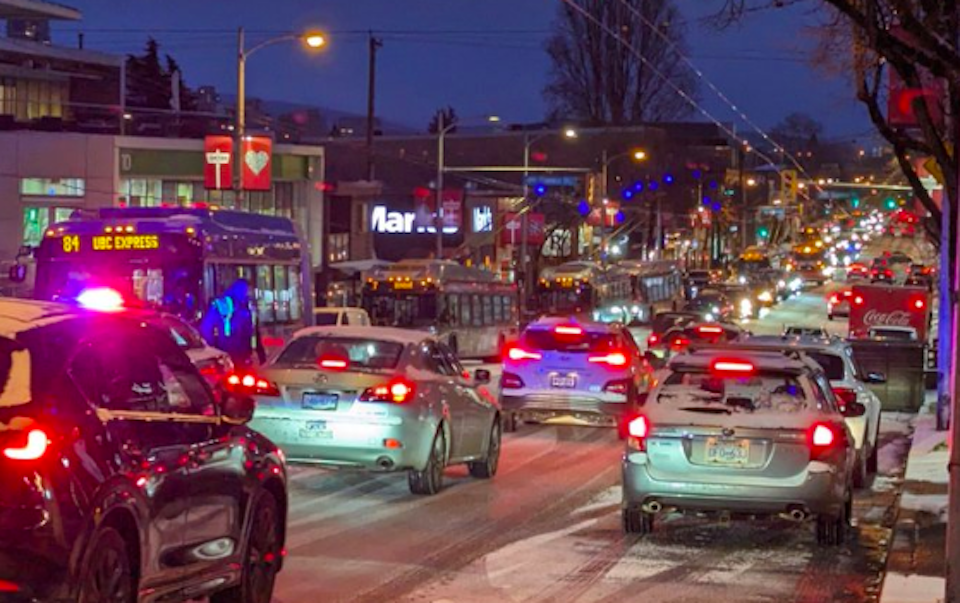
[61,0,870,139]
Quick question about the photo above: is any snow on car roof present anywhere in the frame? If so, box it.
[291,325,429,345]
[527,316,616,332]
[0,298,75,337]
[742,334,848,353]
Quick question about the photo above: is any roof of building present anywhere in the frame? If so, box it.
[0,0,80,20]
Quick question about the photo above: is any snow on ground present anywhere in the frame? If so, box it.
[898,493,948,520]
[880,573,945,603]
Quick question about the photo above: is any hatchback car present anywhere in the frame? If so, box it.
[621,349,856,546]
[500,317,653,435]
[682,290,734,322]
[247,326,501,495]
[0,298,287,603]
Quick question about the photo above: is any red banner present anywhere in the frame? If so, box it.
[241,136,272,191]
[501,212,545,246]
[413,188,462,230]
[204,135,233,190]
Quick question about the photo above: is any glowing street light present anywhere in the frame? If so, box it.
[303,33,327,48]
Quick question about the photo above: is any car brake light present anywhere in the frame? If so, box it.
[603,380,629,394]
[76,287,125,312]
[811,423,836,448]
[589,351,628,367]
[2,429,49,461]
[647,333,660,347]
[697,325,724,335]
[829,294,839,304]
[226,372,280,396]
[627,416,650,451]
[554,325,583,336]
[501,372,524,389]
[359,378,416,403]
[711,359,755,374]
[506,346,542,362]
[0,580,18,593]
[669,335,691,349]
[319,356,348,370]
[832,387,857,409]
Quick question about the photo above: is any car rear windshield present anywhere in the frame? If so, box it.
[656,370,809,415]
[806,352,845,380]
[313,313,339,326]
[522,329,619,353]
[652,313,696,333]
[275,336,404,370]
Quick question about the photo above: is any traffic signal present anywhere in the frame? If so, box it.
[884,197,896,210]
[851,196,860,208]
[757,226,770,238]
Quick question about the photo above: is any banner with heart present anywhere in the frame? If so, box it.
[242,136,272,191]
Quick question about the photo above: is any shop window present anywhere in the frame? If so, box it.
[328,234,349,263]
[21,178,85,197]
[119,179,162,207]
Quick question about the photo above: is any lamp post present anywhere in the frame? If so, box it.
[597,148,648,262]
[236,27,326,196]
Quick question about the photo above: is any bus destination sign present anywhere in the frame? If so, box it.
[61,234,161,254]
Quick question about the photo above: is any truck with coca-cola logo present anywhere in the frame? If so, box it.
[848,284,930,340]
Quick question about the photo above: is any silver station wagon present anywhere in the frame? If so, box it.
[622,349,856,546]
[241,326,502,495]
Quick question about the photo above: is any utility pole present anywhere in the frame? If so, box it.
[435,112,445,260]
[520,133,531,317]
[739,146,748,251]
[366,33,382,181]
[235,26,246,203]
[600,149,609,264]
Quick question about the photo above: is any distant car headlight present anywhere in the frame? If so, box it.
[739,299,753,316]
[777,279,786,288]
[705,313,715,322]
[711,306,720,314]
[757,290,773,303]
[738,275,747,284]
[790,277,803,290]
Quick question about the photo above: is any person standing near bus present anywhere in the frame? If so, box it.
[200,278,266,369]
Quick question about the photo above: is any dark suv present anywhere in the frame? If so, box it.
[0,299,286,603]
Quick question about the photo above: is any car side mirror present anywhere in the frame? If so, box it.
[220,392,256,425]
[7,264,25,283]
[865,372,886,384]
[474,369,491,384]
[842,401,866,418]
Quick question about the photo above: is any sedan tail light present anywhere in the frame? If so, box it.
[647,333,660,347]
[603,379,630,394]
[319,356,349,370]
[226,372,280,396]
[627,416,650,451]
[2,428,49,461]
[809,423,840,461]
[359,378,416,404]
[831,387,858,410]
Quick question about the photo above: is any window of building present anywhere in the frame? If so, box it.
[329,233,349,263]
[20,178,85,197]
[22,206,78,247]
[119,179,162,207]
[1,78,67,121]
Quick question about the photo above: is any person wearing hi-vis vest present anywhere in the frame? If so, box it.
[200,278,266,369]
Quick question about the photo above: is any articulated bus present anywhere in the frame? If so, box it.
[617,259,684,322]
[535,261,633,322]
[33,207,312,346]
[361,259,518,359]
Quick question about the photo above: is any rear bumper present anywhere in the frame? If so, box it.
[250,414,437,471]
[621,454,847,516]
[500,392,629,422]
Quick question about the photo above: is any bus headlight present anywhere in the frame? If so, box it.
[757,290,773,303]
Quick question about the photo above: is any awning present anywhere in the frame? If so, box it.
[329,259,393,273]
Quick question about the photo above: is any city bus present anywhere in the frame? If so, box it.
[32,207,312,347]
[535,261,633,322]
[361,259,518,359]
[617,259,684,323]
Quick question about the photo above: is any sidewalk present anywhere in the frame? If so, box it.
[880,399,948,603]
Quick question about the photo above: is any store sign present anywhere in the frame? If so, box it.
[204,135,234,190]
[473,206,493,232]
[370,205,459,234]
[500,212,545,246]
[242,136,272,191]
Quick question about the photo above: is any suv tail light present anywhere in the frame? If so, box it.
[505,346,542,362]
[589,351,628,367]
[2,428,49,461]
[501,372,525,389]
[627,416,650,451]
[669,335,691,350]
[603,379,630,394]
[359,378,416,404]
[226,372,281,396]
[809,423,839,460]
[831,387,857,410]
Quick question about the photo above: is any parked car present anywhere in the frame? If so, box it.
[246,326,501,495]
[313,307,372,326]
[500,317,654,435]
[621,349,857,546]
[0,298,287,603]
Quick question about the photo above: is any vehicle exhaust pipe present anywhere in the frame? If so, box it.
[643,500,663,514]
[375,456,394,470]
[780,507,808,522]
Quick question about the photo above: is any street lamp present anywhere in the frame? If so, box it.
[236,27,327,194]
[598,148,649,261]
[435,114,500,259]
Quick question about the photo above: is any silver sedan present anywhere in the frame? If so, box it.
[242,326,502,495]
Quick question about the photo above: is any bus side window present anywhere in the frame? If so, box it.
[472,295,482,328]
[493,295,503,324]
[482,295,493,326]
[445,294,460,327]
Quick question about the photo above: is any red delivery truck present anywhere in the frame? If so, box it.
[848,284,930,339]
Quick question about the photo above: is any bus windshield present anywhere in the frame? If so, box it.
[365,292,438,328]
[537,287,591,314]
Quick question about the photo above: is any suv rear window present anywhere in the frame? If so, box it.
[656,370,809,415]
[806,352,845,380]
[275,336,404,370]
[522,329,619,353]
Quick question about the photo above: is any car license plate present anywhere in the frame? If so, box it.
[705,438,750,465]
[551,375,576,388]
[299,421,332,439]
[302,393,338,411]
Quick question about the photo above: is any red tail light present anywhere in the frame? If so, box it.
[2,429,49,461]
[809,423,838,460]
[226,372,280,396]
[831,387,857,410]
[0,580,18,593]
[829,294,839,305]
[697,325,724,335]
[319,356,348,370]
[711,359,755,374]
[359,378,416,404]
[853,295,865,306]
[647,333,660,347]
[912,298,926,310]
[627,416,650,451]
[669,335,691,350]
[554,325,583,336]
[506,346,542,362]
[589,351,629,367]
[603,380,629,394]
[501,372,525,389]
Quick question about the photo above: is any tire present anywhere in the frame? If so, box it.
[622,506,654,535]
[502,412,518,433]
[815,492,851,547]
[469,418,501,478]
[408,429,446,495]
[211,492,282,603]
[78,526,136,603]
